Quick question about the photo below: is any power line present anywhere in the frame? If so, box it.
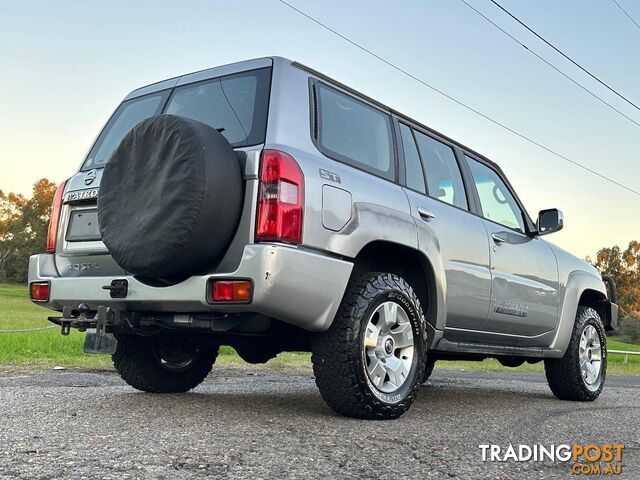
[459,0,640,129]
[610,0,640,31]
[277,0,640,198]
[490,0,640,113]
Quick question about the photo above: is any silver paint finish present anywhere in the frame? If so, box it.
[481,222,559,336]
[29,244,353,332]
[403,188,492,333]
[321,185,352,232]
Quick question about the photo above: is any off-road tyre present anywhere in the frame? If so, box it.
[113,334,219,393]
[312,272,428,419]
[545,307,607,401]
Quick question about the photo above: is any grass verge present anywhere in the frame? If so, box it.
[1,283,639,375]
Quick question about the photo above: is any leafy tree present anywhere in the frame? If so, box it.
[0,179,56,283]
[589,240,640,316]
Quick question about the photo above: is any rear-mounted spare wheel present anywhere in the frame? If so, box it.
[98,114,242,279]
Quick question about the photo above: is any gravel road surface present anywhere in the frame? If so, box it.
[0,367,638,479]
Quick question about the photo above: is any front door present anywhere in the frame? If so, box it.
[465,156,559,336]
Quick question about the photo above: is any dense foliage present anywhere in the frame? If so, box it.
[588,241,640,316]
[0,179,56,283]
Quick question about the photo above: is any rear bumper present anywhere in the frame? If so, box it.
[28,244,353,332]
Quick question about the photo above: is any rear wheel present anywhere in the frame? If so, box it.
[312,272,427,419]
[545,307,607,401]
[113,334,218,393]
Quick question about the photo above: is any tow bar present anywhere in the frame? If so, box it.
[48,305,121,354]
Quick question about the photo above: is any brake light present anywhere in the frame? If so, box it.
[46,179,68,253]
[256,150,304,243]
[29,282,50,302]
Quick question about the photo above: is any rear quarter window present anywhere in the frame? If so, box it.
[314,82,395,180]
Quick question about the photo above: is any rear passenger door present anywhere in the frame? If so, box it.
[395,121,492,331]
[464,155,559,337]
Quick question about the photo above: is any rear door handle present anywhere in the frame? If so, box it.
[417,207,436,221]
[491,233,506,245]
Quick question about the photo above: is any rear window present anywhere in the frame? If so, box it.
[82,67,271,171]
[314,82,394,180]
[83,93,166,170]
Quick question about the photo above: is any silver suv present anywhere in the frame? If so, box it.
[28,57,618,419]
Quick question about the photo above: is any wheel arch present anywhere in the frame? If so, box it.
[351,240,444,332]
[548,270,610,356]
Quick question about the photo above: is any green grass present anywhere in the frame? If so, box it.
[0,283,638,374]
[0,284,310,371]
[0,284,111,369]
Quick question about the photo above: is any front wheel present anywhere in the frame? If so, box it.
[312,272,428,419]
[113,334,219,393]
[545,307,607,401]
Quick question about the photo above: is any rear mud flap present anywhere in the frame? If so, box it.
[84,331,118,354]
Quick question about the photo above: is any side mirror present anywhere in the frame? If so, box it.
[536,208,563,236]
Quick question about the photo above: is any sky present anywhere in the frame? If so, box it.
[1,0,639,259]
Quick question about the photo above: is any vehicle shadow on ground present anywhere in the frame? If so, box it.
[105,377,560,420]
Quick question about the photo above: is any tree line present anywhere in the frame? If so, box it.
[0,179,56,283]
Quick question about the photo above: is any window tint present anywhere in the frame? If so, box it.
[399,123,426,193]
[316,83,394,179]
[413,131,467,209]
[165,67,271,147]
[82,68,271,171]
[467,156,525,232]
[83,93,165,169]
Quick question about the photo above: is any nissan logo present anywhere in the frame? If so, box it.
[84,170,97,186]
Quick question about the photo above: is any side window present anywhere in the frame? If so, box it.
[466,156,525,232]
[315,83,395,180]
[413,130,468,209]
[399,123,426,194]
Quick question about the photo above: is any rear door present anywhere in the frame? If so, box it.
[396,120,492,331]
[464,155,559,336]
[58,92,169,277]
[57,63,273,278]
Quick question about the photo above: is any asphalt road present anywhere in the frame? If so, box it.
[0,367,638,479]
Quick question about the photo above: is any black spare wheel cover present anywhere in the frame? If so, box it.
[98,114,243,279]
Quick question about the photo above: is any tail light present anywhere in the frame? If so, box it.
[29,281,50,302]
[256,149,304,243]
[209,280,252,303]
[46,179,68,253]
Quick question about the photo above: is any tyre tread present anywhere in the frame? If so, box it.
[544,306,607,401]
[312,272,427,419]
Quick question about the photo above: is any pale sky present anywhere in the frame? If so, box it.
[1,0,639,259]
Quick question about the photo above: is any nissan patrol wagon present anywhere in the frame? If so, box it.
[28,57,617,419]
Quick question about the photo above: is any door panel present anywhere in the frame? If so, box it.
[464,155,559,336]
[405,190,492,330]
[396,122,491,331]
[483,224,559,335]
